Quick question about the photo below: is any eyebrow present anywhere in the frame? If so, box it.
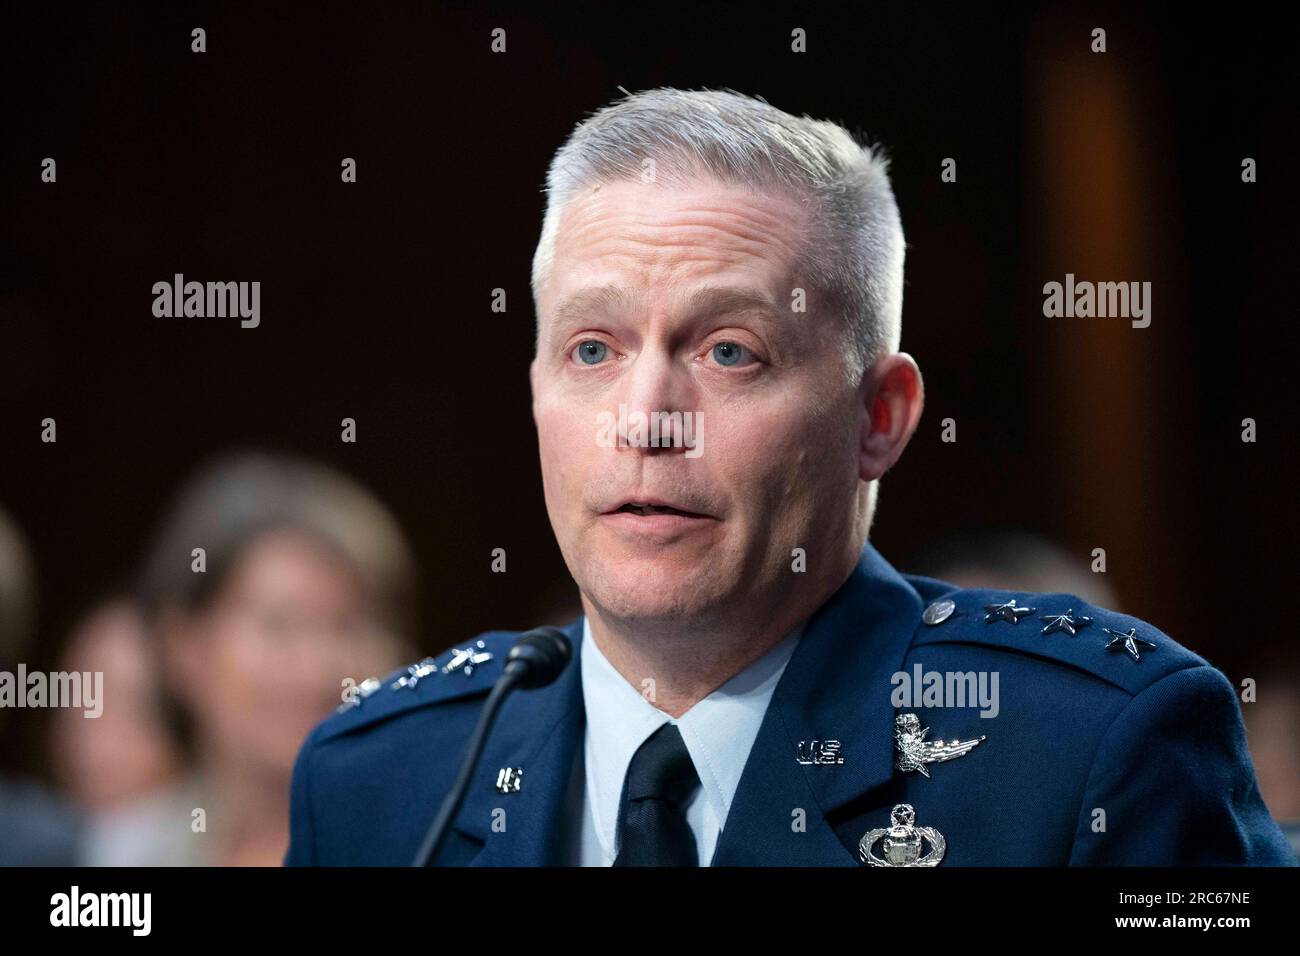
[684,286,784,320]
[551,284,784,329]
[552,285,637,328]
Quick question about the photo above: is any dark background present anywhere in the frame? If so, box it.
[2,2,1295,772]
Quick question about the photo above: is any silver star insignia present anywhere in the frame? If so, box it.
[337,676,382,712]
[1040,609,1093,636]
[391,657,439,690]
[1103,626,1157,661]
[983,599,1036,624]
[442,640,494,676]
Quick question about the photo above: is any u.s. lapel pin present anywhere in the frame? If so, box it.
[495,767,523,794]
[795,740,845,765]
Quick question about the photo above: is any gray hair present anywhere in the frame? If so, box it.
[530,87,905,379]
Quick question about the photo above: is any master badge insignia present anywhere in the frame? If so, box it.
[859,804,946,867]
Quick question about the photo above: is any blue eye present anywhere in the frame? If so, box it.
[712,342,745,366]
[574,340,608,365]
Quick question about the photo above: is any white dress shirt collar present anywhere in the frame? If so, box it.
[578,615,802,865]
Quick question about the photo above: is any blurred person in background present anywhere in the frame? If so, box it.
[130,452,419,865]
[907,529,1119,608]
[49,598,187,865]
[0,506,82,865]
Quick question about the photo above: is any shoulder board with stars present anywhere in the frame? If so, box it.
[906,582,1208,696]
[316,630,521,743]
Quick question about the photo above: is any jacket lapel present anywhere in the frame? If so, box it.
[447,616,587,866]
[443,541,921,866]
[712,543,922,865]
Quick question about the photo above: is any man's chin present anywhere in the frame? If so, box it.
[580,562,731,625]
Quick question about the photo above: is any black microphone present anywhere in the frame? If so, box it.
[411,626,572,866]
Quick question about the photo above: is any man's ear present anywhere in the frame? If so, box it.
[859,352,924,482]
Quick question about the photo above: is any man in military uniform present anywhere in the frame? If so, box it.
[286,89,1295,866]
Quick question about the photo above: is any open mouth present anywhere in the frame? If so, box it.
[614,502,708,519]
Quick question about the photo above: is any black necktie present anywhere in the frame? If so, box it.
[613,722,701,866]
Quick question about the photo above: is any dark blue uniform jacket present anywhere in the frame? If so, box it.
[286,543,1297,866]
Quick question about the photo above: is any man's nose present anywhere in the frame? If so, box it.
[616,348,695,454]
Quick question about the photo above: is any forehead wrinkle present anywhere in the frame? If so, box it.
[661,210,804,264]
[684,285,783,320]
[545,184,816,343]
[556,182,812,274]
